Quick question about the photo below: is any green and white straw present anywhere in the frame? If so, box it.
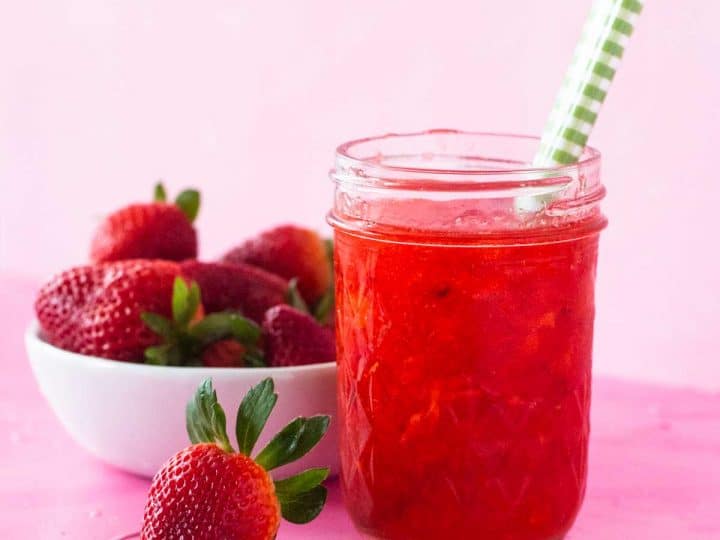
[533,0,644,167]
[515,0,643,212]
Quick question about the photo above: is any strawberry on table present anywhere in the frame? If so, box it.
[35,260,183,361]
[141,378,330,540]
[90,183,199,263]
[180,260,288,324]
[221,224,331,306]
[262,305,336,367]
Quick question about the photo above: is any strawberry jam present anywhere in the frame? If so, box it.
[329,131,605,540]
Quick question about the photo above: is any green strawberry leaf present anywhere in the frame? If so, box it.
[274,467,329,497]
[154,182,167,202]
[172,277,190,324]
[229,315,262,343]
[313,285,334,325]
[141,312,175,340]
[186,378,234,453]
[287,278,310,314]
[189,312,261,346]
[244,348,267,367]
[187,281,201,324]
[235,378,278,456]
[277,485,328,524]
[140,276,269,367]
[144,280,264,367]
[172,277,200,327]
[255,415,330,471]
[144,343,182,366]
[188,312,234,344]
[290,416,331,462]
[175,189,201,223]
[144,346,166,365]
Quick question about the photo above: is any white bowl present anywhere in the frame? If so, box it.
[25,321,339,479]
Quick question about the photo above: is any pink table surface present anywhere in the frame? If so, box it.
[1,275,719,539]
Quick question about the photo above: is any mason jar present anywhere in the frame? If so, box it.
[328,130,605,540]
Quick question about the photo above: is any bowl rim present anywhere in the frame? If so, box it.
[26,320,337,375]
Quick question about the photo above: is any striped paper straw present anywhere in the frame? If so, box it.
[533,0,644,167]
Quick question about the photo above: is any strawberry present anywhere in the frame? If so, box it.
[142,378,330,540]
[35,260,183,361]
[201,339,247,367]
[90,183,199,263]
[221,225,331,306]
[180,260,288,323]
[141,277,265,367]
[262,305,336,367]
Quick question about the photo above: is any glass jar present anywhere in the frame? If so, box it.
[328,130,605,540]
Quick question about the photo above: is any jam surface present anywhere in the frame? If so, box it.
[334,222,600,540]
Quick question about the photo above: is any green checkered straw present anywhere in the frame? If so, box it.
[533,0,644,167]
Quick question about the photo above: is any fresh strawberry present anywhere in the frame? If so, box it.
[35,260,183,361]
[201,339,247,367]
[180,260,288,323]
[90,183,199,263]
[262,305,336,367]
[142,277,265,367]
[143,443,278,540]
[222,225,331,305]
[142,378,330,540]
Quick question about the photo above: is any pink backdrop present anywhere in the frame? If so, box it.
[1,1,718,389]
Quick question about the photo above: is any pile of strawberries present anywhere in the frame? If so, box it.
[34,184,336,368]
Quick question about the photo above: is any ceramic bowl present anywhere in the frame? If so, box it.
[25,321,338,479]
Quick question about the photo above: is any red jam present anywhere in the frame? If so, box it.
[334,218,602,540]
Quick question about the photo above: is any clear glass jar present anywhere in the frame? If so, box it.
[328,130,605,540]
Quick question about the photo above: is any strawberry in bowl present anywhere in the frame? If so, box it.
[222,224,331,306]
[90,183,199,263]
[179,260,288,324]
[35,259,182,362]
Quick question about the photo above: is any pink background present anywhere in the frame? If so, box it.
[1,0,718,390]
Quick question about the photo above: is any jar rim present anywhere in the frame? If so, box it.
[334,129,601,192]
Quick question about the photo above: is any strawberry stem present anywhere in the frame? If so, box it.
[152,182,201,223]
[185,378,332,525]
[143,278,262,367]
[154,182,168,202]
